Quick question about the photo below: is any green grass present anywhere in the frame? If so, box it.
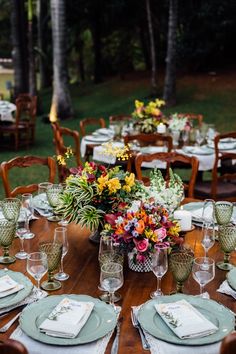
[0,71,236,198]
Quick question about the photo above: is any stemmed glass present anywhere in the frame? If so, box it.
[21,193,35,239]
[39,241,62,291]
[15,210,28,259]
[1,197,21,222]
[46,184,64,221]
[100,262,123,309]
[150,248,168,298]
[217,224,236,270]
[169,250,194,293]
[201,200,215,258]
[181,130,189,147]
[192,257,215,299]
[38,182,53,215]
[98,236,123,302]
[195,129,204,146]
[214,201,233,225]
[27,252,48,296]
[53,227,69,281]
[0,219,16,264]
[57,184,69,226]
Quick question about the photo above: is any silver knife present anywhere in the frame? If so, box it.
[111,318,122,354]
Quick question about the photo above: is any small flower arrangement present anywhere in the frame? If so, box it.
[102,201,181,263]
[168,113,191,131]
[57,162,141,230]
[132,99,166,133]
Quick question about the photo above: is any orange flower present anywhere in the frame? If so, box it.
[135,220,145,234]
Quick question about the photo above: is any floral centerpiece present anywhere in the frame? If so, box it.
[57,162,141,233]
[102,201,181,271]
[168,113,191,131]
[132,99,166,133]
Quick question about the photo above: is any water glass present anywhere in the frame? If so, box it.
[1,198,21,222]
[22,193,35,239]
[217,224,236,270]
[0,219,16,264]
[215,201,233,225]
[150,248,168,298]
[201,223,215,258]
[38,182,53,214]
[53,227,69,281]
[192,257,215,298]
[27,252,48,296]
[39,242,62,291]
[195,129,204,146]
[181,130,189,146]
[170,250,194,293]
[100,262,123,308]
[15,210,28,259]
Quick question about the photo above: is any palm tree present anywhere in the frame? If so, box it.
[163,0,178,106]
[146,0,157,96]
[50,0,73,120]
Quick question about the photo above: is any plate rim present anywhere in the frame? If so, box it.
[20,294,117,346]
[84,135,111,142]
[138,294,235,346]
[226,268,236,291]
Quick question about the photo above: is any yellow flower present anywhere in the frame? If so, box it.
[97,174,109,193]
[65,146,73,158]
[135,100,144,109]
[57,155,66,166]
[107,178,121,194]
[125,173,135,188]
[123,185,131,193]
[169,222,181,236]
[155,99,165,108]
[144,229,156,241]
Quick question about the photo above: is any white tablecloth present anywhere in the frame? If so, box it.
[0,100,16,122]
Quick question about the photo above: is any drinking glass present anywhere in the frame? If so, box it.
[201,222,215,258]
[53,227,69,281]
[1,198,21,222]
[38,182,53,215]
[15,210,28,259]
[46,184,64,220]
[181,130,189,146]
[100,262,123,308]
[27,252,48,296]
[39,242,62,291]
[0,219,16,264]
[57,184,69,226]
[22,193,35,239]
[217,224,236,270]
[195,129,204,146]
[171,130,180,149]
[214,201,233,225]
[150,248,168,298]
[170,251,194,293]
[192,257,215,298]
[98,236,123,302]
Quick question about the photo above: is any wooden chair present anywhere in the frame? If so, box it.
[0,156,57,197]
[176,113,203,127]
[135,152,199,198]
[195,132,236,201]
[220,332,236,354]
[109,114,132,123]
[79,117,106,137]
[51,122,82,182]
[0,339,28,354]
[15,94,37,145]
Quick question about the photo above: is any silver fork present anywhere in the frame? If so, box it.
[131,307,150,350]
[0,311,22,333]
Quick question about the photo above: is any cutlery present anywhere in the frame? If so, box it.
[131,307,150,350]
[110,317,123,354]
[0,311,22,332]
[0,304,27,319]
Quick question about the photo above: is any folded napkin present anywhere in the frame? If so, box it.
[155,299,218,339]
[0,275,24,298]
[190,205,213,222]
[39,298,94,338]
[217,280,236,300]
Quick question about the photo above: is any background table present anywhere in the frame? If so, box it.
[0,215,235,353]
[0,101,16,122]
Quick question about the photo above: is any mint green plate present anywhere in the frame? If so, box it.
[138,294,234,345]
[0,269,33,309]
[227,268,236,291]
[20,294,117,345]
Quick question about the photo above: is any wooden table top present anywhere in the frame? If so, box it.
[0,215,236,353]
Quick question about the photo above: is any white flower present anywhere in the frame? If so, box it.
[169,113,188,131]
[127,200,141,213]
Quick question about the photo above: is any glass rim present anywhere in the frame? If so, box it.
[22,193,33,197]
[101,262,123,273]
[27,251,47,261]
[215,201,233,207]
[193,257,215,265]
[2,197,21,203]
[38,182,53,187]
[54,227,67,233]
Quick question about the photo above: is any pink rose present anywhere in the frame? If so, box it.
[136,253,146,263]
[154,227,167,241]
[134,239,149,253]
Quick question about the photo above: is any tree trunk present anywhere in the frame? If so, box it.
[50,0,73,120]
[163,0,178,106]
[28,0,37,96]
[91,24,102,84]
[11,0,29,98]
[146,0,157,96]
[37,0,49,89]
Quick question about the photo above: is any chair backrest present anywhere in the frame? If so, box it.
[109,115,132,123]
[177,113,203,127]
[16,94,37,118]
[124,133,173,151]
[51,122,82,182]
[0,339,28,354]
[79,117,106,137]
[135,152,199,198]
[211,131,236,200]
[220,332,236,354]
[0,156,57,197]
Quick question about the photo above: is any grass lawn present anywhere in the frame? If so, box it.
[0,70,236,198]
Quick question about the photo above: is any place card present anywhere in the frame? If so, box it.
[0,275,24,298]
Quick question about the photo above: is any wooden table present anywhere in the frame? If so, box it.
[0,216,236,353]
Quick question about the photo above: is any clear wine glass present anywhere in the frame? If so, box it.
[100,262,123,309]
[192,257,215,299]
[27,252,48,296]
[150,248,168,298]
[21,193,35,239]
[195,129,204,146]
[181,130,189,146]
[38,182,53,215]
[53,227,69,281]
[201,222,215,258]
[15,210,28,260]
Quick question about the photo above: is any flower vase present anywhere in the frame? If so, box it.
[128,252,152,272]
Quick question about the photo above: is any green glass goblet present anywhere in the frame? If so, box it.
[39,242,62,291]
[169,251,194,293]
[46,184,64,221]
[217,224,236,270]
[1,198,21,222]
[0,219,16,264]
[215,201,233,225]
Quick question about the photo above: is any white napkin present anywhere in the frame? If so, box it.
[217,280,236,300]
[155,299,218,339]
[39,298,94,338]
[0,275,24,298]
